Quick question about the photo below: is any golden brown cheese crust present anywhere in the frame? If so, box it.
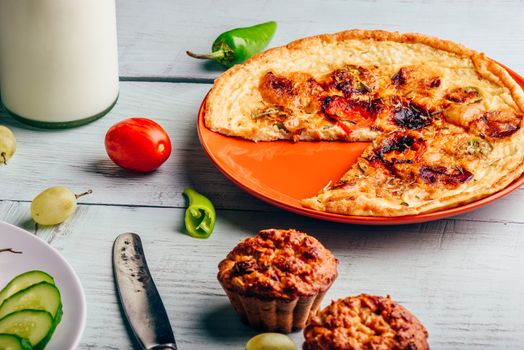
[217,229,338,300]
[205,29,524,142]
[302,114,524,216]
[204,29,524,216]
[303,294,429,350]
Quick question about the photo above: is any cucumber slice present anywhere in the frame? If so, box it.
[0,282,61,319]
[0,333,33,350]
[34,304,62,350]
[0,310,53,347]
[0,271,54,307]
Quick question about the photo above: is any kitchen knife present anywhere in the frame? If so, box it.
[113,232,177,350]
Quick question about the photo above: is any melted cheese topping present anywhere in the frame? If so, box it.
[206,35,519,142]
[205,30,524,216]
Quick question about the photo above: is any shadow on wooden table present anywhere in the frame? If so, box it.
[199,302,258,342]
[202,60,228,75]
[213,208,453,251]
[82,158,154,179]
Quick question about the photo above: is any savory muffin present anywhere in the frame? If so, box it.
[303,294,429,350]
[217,228,338,333]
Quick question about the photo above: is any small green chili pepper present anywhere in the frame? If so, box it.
[186,21,277,67]
[182,188,216,239]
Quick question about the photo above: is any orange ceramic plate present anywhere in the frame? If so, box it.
[198,65,524,225]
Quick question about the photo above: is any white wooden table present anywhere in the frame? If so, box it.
[2,1,524,349]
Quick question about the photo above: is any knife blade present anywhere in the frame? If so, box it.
[113,232,177,350]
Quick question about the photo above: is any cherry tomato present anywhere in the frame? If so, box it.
[105,118,172,172]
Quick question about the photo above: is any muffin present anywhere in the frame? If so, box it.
[303,294,429,350]
[217,228,338,333]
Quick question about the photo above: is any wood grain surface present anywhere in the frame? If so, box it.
[1,0,524,349]
[1,200,524,349]
[116,0,524,82]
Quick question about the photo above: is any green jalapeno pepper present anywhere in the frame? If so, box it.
[186,21,277,67]
[182,188,216,238]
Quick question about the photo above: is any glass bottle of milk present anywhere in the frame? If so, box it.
[0,0,119,128]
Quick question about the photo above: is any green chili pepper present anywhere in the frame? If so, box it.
[182,188,216,239]
[186,21,277,67]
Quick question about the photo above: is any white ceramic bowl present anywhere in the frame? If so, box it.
[0,221,86,349]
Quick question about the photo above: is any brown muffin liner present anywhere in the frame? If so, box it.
[222,288,329,333]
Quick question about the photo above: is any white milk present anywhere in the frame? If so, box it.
[0,0,119,126]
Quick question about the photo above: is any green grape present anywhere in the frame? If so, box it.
[245,333,296,350]
[0,125,16,165]
[31,186,92,226]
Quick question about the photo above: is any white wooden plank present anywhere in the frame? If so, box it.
[2,80,524,223]
[0,82,271,212]
[1,200,523,349]
[116,0,524,81]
